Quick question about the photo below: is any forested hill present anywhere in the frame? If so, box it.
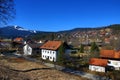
[0,24,120,39]
[58,24,120,33]
[28,24,120,41]
[107,24,120,30]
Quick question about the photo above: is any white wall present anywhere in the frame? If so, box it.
[23,44,32,55]
[89,65,105,72]
[41,49,57,62]
[108,60,120,70]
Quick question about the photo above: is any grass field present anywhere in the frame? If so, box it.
[0,56,89,80]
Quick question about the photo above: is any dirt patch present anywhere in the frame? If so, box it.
[0,56,89,80]
[0,65,30,80]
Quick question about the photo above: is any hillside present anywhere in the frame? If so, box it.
[0,24,120,48]
[58,24,120,33]
[107,24,120,30]
[29,24,120,48]
[30,24,120,37]
[0,25,37,38]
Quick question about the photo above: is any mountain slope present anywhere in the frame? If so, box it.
[0,25,37,38]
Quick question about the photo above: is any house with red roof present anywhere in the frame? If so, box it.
[40,41,70,62]
[89,49,120,72]
[12,37,24,53]
[13,37,24,44]
[89,58,108,72]
[100,49,120,70]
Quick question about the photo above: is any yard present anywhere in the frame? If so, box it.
[0,56,89,80]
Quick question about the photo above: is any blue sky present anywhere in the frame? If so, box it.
[9,0,120,31]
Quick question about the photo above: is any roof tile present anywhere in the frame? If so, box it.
[40,41,62,50]
[89,58,108,67]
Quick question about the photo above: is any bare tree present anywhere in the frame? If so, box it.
[0,0,15,26]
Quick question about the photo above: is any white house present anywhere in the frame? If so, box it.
[23,44,32,55]
[89,58,108,72]
[107,60,120,70]
[40,41,68,62]
[23,43,42,56]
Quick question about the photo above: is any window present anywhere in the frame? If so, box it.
[42,50,44,53]
[53,51,55,54]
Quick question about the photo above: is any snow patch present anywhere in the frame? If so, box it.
[14,25,36,33]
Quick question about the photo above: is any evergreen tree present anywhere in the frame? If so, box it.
[51,33,55,40]
[57,43,65,65]
[79,44,84,53]
[90,42,99,53]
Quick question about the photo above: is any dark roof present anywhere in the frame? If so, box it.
[27,43,43,48]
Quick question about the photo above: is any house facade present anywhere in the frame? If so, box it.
[108,60,120,70]
[41,49,57,61]
[40,41,67,62]
[89,65,106,72]
[23,44,32,55]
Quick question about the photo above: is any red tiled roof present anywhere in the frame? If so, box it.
[14,37,23,42]
[115,51,120,58]
[89,58,108,67]
[40,41,62,50]
[13,37,23,44]
[100,50,115,58]
[100,50,120,59]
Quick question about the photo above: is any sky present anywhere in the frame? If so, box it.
[8,0,120,32]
